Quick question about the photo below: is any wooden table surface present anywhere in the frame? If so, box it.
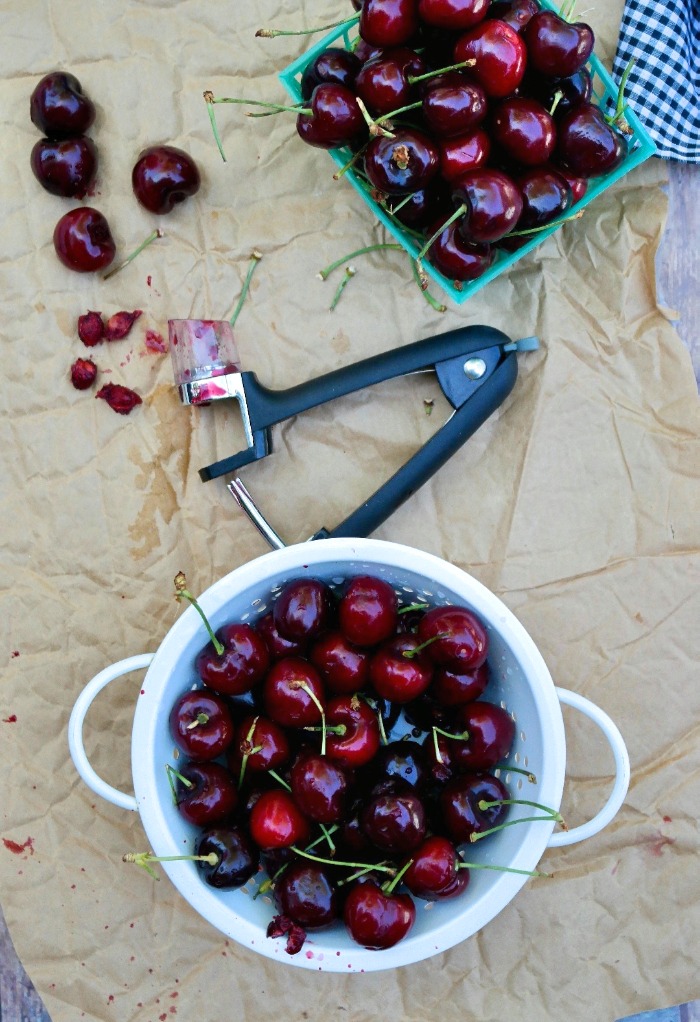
[1,160,698,1022]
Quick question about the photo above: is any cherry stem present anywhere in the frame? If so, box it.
[102,229,163,282]
[255,12,360,38]
[375,101,423,127]
[210,96,312,116]
[399,602,430,614]
[479,798,566,825]
[290,845,395,875]
[173,572,224,655]
[330,266,357,311]
[382,857,413,894]
[432,725,470,741]
[559,0,577,21]
[469,814,560,843]
[606,57,635,125]
[337,864,386,887]
[417,205,467,260]
[432,725,445,765]
[186,713,210,730]
[229,250,262,327]
[293,681,327,755]
[320,824,336,853]
[411,260,447,313]
[507,209,584,237]
[356,96,394,139]
[402,632,448,658]
[203,91,227,162]
[332,142,368,181]
[457,859,551,879]
[165,763,193,792]
[303,724,347,735]
[407,58,476,85]
[237,715,260,788]
[123,850,218,880]
[497,764,537,783]
[549,90,564,117]
[267,768,292,792]
[318,243,403,281]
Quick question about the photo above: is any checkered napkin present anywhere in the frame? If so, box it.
[613,0,700,161]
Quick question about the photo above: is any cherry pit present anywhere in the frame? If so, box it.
[125,571,563,955]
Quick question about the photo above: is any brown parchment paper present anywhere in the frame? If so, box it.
[1,2,699,1021]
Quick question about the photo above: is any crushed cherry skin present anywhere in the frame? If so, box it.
[70,358,97,390]
[78,310,104,347]
[96,383,142,415]
[105,310,142,341]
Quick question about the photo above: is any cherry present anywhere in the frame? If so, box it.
[195,825,260,888]
[169,688,234,760]
[422,72,488,137]
[516,166,572,229]
[386,183,452,229]
[296,83,366,150]
[359,0,420,48]
[490,97,556,166]
[369,739,429,790]
[523,11,594,79]
[249,789,310,849]
[418,0,489,31]
[440,772,509,842]
[53,207,115,272]
[273,578,334,642]
[449,700,516,770]
[274,861,340,929]
[403,835,463,898]
[452,167,523,242]
[30,136,97,198]
[556,103,629,177]
[417,604,489,670]
[300,47,362,101]
[30,71,96,138]
[531,67,592,118]
[364,127,440,195]
[256,610,307,660]
[131,144,201,214]
[195,622,270,696]
[290,753,350,823]
[338,575,399,647]
[430,660,489,705]
[228,714,290,778]
[546,161,587,203]
[369,634,434,703]
[361,788,427,853]
[70,358,97,391]
[77,310,104,347]
[309,631,371,694]
[173,761,238,827]
[438,126,491,181]
[487,0,538,33]
[355,48,427,117]
[324,694,381,768]
[423,217,494,281]
[263,657,326,727]
[453,20,527,99]
[343,879,415,949]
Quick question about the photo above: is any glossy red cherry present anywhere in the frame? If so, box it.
[424,217,494,281]
[300,47,362,101]
[403,835,463,898]
[274,861,339,929]
[364,127,439,195]
[369,739,429,790]
[290,753,350,823]
[530,67,592,118]
[438,127,491,181]
[30,71,96,138]
[523,11,594,78]
[418,0,488,31]
[296,83,366,150]
[256,610,307,660]
[263,657,325,727]
[195,825,260,888]
[369,633,434,703]
[516,166,572,229]
[430,660,489,705]
[196,622,270,696]
[355,48,426,117]
[343,879,416,949]
[132,144,201,214]
[309,631,371,694]
[174,761,238,827]
[228,714,290,776]
[422,73,488,137]
[449,701,516,770]
[452,167,523,242]
[273,578,334,642]
[440,771,509,841]
[386,183,452,229]
[361,788,427,853]
[556,103,629,177]
[417,604,489,669]
[249,789,311,850]
[324,694,381,768]
[53,207,116,272]
[30,136,97,198]
[487,0,538,33]
[359,0,420,48]
[338,575,399,647]
[491,97,556,166]
[169,689,234,760]
[453,20,527,98]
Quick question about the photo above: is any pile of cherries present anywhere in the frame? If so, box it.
[269,0,631,284]
[155,572,548,954]
[29,71,201,273]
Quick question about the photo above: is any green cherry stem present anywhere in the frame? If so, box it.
[478,798,565,825]
[549,89,564,117]
[173,571,224,656]
[290,845,395,875]
[330,266,357,311]
[332,142,369,181]
[268,768,292,792]
[212,97,312,116]
[318,243,403,281]
[123,850,218,881]
[102,229,163,281]
[399,602,430,614]
[382,857,414,894]
[356,96,394,138]
[229,250,262,328]
[237,716,260,789]
[496,764,537,783]
[417,205,467,260]
[457,859,551,879]
[292,681,327,755]
[203,90,227,162]
[605,57,636,126]
[402,632,449,658]
[255,12,360,38]
[186,712,210,730]
[506,209,584,237]
[469,814,560,843]
[411,259,447,313]
[432,725,470,741]
[407,58,476,85]
[165,763,193,805]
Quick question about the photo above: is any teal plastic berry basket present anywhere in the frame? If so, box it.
[279,0,657,305]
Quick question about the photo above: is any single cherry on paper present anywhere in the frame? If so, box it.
[30,71,96,138]
[30,136,97,198]
[132,144,201,214]
[53,207,115,272]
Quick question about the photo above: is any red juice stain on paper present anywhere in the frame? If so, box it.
[145,330,167,354]
[3,836,34,856]
[11,650,19,658]
[3,714,17,723]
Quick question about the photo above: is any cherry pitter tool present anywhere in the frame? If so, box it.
[169,319,538,548]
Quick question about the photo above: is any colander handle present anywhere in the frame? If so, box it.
[548,687,631,848]
[68,654,154,812]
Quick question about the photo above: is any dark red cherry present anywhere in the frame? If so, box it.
[364,127,439,195]
[402,835,462,898]
[274,861,339,929]
[453,20,527,98]
[523,11,594,78]
[196,622,270,696]
[449,701,516,770]
[417,604,489,670]
[195,825,259,888]
[338,575,399,647]
[440,772,509,842]
[556,103,629,177]
[30,136,97,198]
[53,207,116,272]
[290,753,350,823]
[487,0,538,33]
[452,167,523,242]
[424,217,494,281]
[355,48,427,117]
[263,657,325,727]
[174,761,238,827]
[359,0,420,48]
[325,694,381,769]
[546,161,588,202]
[369,739,429,790]
[430,660,489,705]
[361,789,427,853]
[256,610,307,660]
[343,879,415,949]
[491,97,556,165]
[169,688,234,760]
[296,83,366,150]
[228,714,290,775]
[386,183,452,229]
[309,631,371,694]
[273,578,334,641]
[531,67,592,117]
[132,144,200,214]
[516,166,572,229]
[300,47,362,100]
[369,633,434,703]
[422,73,488,137]
[438,127,491,181]
[30,71,96,138]
[248,789,310,850]
[418,0,488,31]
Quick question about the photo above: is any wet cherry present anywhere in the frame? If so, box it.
[132,144,201,214]
[30,136,97,198]
[30,71,96,138]
[53,207,115,272]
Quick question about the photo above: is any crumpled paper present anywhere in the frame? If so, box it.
[1,2,699,1021]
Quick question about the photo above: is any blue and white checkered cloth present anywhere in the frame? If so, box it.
[613,0,700,161]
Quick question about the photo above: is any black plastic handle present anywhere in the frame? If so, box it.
[312,349,518,540]
[242,323,512,430]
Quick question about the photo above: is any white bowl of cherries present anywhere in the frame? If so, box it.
[69,538,629,972]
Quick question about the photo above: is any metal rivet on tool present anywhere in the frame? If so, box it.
[463,357,487,380]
